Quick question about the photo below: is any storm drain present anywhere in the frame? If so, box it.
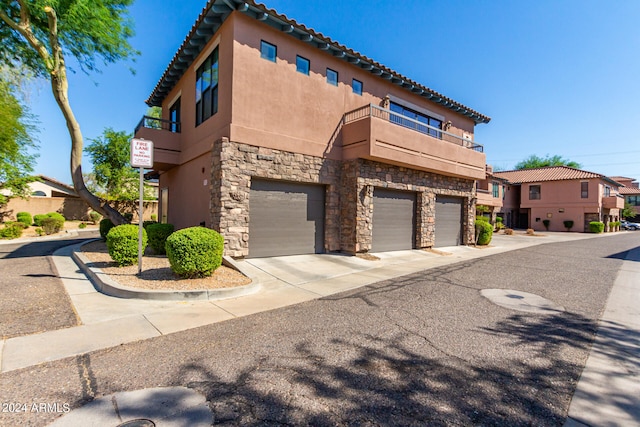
[480,289,565,314]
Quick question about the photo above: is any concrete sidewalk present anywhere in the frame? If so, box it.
[0,230,638,426]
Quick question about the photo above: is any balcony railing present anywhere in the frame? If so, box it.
[344,104,483,152]
[134,116,181,134]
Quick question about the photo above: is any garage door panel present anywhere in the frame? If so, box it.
[249,180,325,258]
[372,188,416,252]
[435,196,462,247]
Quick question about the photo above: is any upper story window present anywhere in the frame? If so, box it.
[604,185,611,197]
[389,102,442,139]
[326,68,338,86]
[581,181,588,198]
[492,182,500,198]
[296,55,310,75]
[195,47,219,126]
[260,40,277,62]
[352,79,363,95]
[169,97,181,133]
[529,184,541,200]
[628,195,640,206]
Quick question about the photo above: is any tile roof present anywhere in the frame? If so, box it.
[145,0,491,124]
[493,166,620,185]
[619,186,640,195]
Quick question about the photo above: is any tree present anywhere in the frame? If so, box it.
[0,72,38,207]
[515,154,581,170]
[85,127,155,201]
[0,0,137,225]
[622,202,637,220]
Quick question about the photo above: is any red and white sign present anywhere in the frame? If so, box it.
[130,138,154,168]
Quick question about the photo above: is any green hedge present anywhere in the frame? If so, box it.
[475,219,493,245]
[563,220,574,231]
[106,224,147,267]
[589,221,605,233]
[146,223,174,255]
[0,223,23,239]
[41,217,64,235]
[166,227,224,278]
[33,212,65,227]
[16,212,32,227]
[99,218,115,240]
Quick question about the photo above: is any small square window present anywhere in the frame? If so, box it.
[260,40,276,62]
[352,79,363,95]
[326,68,338,86]
[529,185,541,200]
[296,55,310,75]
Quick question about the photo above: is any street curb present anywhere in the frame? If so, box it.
[72,241,261,301]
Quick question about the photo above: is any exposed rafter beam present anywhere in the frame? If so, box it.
[301,33,313,42]
[237,2,248,11]
[221,0,235,10]
[334,50,345,58]
[257,12,268,20]
[203,16,221,25]
[318,43,329,50]
[281,24,293,33]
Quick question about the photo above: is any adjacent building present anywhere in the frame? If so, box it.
[611,176,640,221]
[134,0,491,258]
[493,166,624,232]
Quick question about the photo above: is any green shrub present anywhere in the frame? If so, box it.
[33,214,48,227]
[495,216,503,223]
[89,211,101,224]
[16,212,32,227]
[35,227,44,236]
[475,219,493,245]
[79,223,87,229]
[166,227,224,278]
[41,216,64,235]
[142,220,158,230]
[47,212,65,223]
[147,223,174,255]
[123,212,134,222]
[589,221,605,233]
[0,223,23,239]
[6,221,28,229]
[542,219,550,230]
[150,214,157,221]
[563,220,574,231]
[99,218,115,240]
[476,215,490,222]
[106,224,147,267]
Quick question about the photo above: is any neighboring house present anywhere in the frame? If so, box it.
[133,0,491,258]
[475,165,507,222]
[494,166,624,232]
[610,176,640,220]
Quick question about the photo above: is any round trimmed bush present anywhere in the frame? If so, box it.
[475,219,493,245]
[589,221,605,233]
[16,212,32,227]
[33,214,48,227]
[147,223,174,255]
[0,223,23,239]
[99,218,115,240]
[41,216,64,235]
[166,227,224,278]
[106,224,147,267]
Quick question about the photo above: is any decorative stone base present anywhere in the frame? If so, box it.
[210,138,476,257]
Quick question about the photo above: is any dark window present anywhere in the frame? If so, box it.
[628,195,640,206]
[529,185,541,200]
[260,40,276,62]
[604,186,611,197]
[195,48,219,126]
[389,102,442,139]
[326,68,338,86]
[169,97,181,133]
[352,79,363,95]
[581,181,589,198]
[492,182,500,198]
[296,55,310,75]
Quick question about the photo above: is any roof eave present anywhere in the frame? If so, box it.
[145,0,491,124]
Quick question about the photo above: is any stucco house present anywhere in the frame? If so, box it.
[475,165,507,222]
[610,176,640,220]
[493,166,624,232]
[134,0,491,258]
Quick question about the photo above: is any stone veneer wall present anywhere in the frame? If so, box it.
[345,159,476,252]
[211,138,476,257]
[211,138,341,257]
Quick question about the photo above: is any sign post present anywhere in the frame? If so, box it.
[130,138,154,275]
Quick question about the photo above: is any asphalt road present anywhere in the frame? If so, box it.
[0,233,638,426]
[0,232,98,339]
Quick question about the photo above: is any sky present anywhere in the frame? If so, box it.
[24,0,640,185]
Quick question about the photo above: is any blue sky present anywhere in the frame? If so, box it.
[28,0,640,184]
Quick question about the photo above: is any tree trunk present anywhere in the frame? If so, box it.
[50,72,127,225]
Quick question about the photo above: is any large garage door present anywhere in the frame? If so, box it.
[435,196,463,247]
[248,180,325,258]
[372,188,416,252]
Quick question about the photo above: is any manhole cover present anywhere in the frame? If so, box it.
[116,420,156,427]
[480,289,565,314]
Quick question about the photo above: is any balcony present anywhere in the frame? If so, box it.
[602,195,624,210]
[133,116,182,171]
[342,104,486,180]
[476,189,503,208]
